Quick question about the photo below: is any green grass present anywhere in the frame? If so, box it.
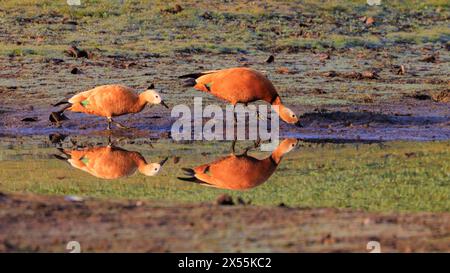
[0,139,448,212]
[0,0,448,57]
[386,25,450,44]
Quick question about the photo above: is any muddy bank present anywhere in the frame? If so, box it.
[0,193,448,252]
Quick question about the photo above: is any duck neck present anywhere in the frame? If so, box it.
[270,143,285,165]
[271,96,284,117]
[131,152,148,172]
[131,95,148,113]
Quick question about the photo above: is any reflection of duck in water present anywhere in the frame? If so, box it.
[178,138,298,190]
[54,145,168,179]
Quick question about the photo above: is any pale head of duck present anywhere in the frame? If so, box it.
[271,97,301,126]
[278,106,300,125]
[138,157,168,176]
[139,89,169,108]
[277,138,299,155]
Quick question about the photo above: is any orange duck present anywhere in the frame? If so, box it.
[179,67,301,126]
[54,145,168,179]
[178,138,298,190]
[50,84,169,130]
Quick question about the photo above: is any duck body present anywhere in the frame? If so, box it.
[180,67,300,125]
[68,85,145,118]
[192,67,278,105]
[50,84,168,130]
[64,146,146,179]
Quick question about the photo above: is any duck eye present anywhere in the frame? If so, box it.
[154,168,158,171]
[291,114,295,117]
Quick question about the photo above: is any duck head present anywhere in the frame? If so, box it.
[140,86,169,108]
[138,157,168,176]
[277,138,299,154]
[271,97,302,126]
[271,138,298,164]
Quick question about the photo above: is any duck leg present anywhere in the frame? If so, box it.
[254,136,261,149]
[232,104,237,124]
[240,137,261,155]
[256,109,268,121]
[107,117,112,130]
[106,117,130,130]
[231,140,236,154]
[107,134,112,147]
[231,104,237,151]
[112,120,130,130]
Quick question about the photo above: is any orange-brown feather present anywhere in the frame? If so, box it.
[186,139,297,189]
[68,85,145,117]
[194,67,278,105]
[191,154,276,190]
[66,146,146,179]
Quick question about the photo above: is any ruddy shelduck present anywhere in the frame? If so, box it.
[179,67,301,126]
[178,138,298,190]
[50,84,169,130]
[54,145,168,179]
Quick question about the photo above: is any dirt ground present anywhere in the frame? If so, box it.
[0,192,448,253]
[0,1,449,253]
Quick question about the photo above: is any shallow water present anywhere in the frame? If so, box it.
[0,136,448,211]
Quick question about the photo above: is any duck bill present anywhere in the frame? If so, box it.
[159,157,169,167]
[160,100,169,109]
[295,120,303,127]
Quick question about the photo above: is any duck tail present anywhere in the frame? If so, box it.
[53,154,68,161]
[181,167,195,176]
[53,151,72,166]
[53,147,71,160]
[177,176,213,187]
[57,148,72,157]
[52,99,70,107]
[178,167,199,183]
[178,72,205,79]
[179,73,206,87]
[178,70,219,79]
[178,166,213,185]
[49,104,71,123]
[177,176,198,182]
[53,154,67,161]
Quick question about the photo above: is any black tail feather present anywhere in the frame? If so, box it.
[182,167,195,175]
[178,73,206,79]
[49,111,69,123]
[177,176,198,182]
[179,168,199,183]
[182,78,196,87]
[49,104,71,123]
[56,148,72,158]
[53,154,68,161]
[52,100,70,107]
[178,176,212,187]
